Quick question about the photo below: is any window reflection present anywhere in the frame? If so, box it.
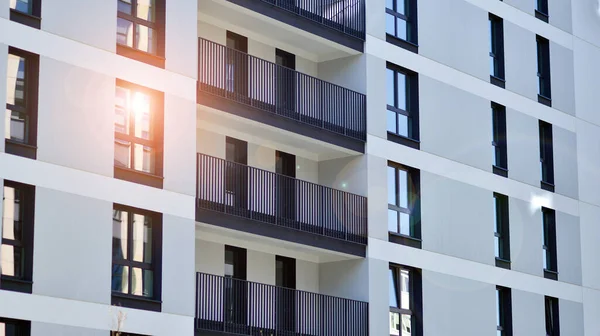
[10,0,32,14]
[1,186,25,279]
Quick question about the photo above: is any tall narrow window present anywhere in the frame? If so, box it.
[388,162,421,248]
[9,0,41,29]
[536,36,551,106]
[117,0,165,67]
[1,181,35,294]
[496,287,513,336]
[5,48,39,159]
[112,205,162,311]
[386,64,419,149]
[385,0,418,52]
[389,265,422,336]
[545,296,560,336]
[0,317,31,336]
[493,193,511,269]
[114,80,164,188]
[542,207,558,280]
[535,0,549,22]
[489,14,505,87]
[491,103,508,177]
[539,121,554,192]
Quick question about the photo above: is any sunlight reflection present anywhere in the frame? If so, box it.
[530,193,552,213]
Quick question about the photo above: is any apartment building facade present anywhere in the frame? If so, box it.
[0,0,599,335]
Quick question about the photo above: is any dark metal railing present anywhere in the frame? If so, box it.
[196,272,369,335]
[196,153,367,245]
[198,38,366,142]
[259,0,365,39]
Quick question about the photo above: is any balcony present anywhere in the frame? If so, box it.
[195,272,369,335]
[198,0,366,56]
[197,38,367,153]
[195,154,367,257]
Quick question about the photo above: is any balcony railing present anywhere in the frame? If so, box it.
[196,272,369,335]
[196,153,368,245]
[198,38,367,142]
[258,0,365,39]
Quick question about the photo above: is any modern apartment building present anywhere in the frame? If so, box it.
[0,0,599,335]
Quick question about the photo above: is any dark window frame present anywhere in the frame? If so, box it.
[496,286,513,336]
[1,180,35,294]
[535,0,549,22]
[545,296,560,336]
[536,36,552,106]
[542,207,558,280]
[489,14,505,87]
[493,193,511,269]
[116,0,166,68]
[492,103,508,177]
[111,204,163,312]
[386,63,420,149]
[0,317,31,336]
[5,47,39,160]
[385,0,418,53]
[9,0,41,29]
[387,162,421,248]
[539,120,554,192]
[114,79,164,189]
[389,264,423,336]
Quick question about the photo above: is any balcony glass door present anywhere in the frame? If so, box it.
[224,246,247,333]
[225,137,248,216]
[276,256,296,334]
[276,49,296,118]
[226,32,248,100]
[276,151,296,228]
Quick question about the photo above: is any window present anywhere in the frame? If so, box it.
[386,64,419,148]
[0,317,30,336]
[389,265,422,336]
[535,0,549,22]
[9,0,41,29]
[491,103,508,177]
[542,207,557,280]
[117,0,165,67]
[111,205,162,311]
[536,36,551,105]
[539,121,554,192]
[489,14,505,87]
[385,0,418,52]
[5,47,39,159]
[496,287,513,336]
[388,162,421,248]
[493,193,510,269]
[545,296,559,336]
[1,181,35,294]
[114,80,164,188]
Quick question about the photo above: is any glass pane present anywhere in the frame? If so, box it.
[400,269,410,309]
[387,110,397,133]
[5,109,27,142]
[388,269,398,307]
[0,244,24,278]
[495,236,500,258]
[542,248,548,269]
[401,314,412,336]
[2,186,22,241]
[396,17,407,40]
[114,140,131,169]
[111,264,129,294]
[397,113,409,137]
[133,143,155,174]
[115,86,130,135]
[496,289,501,326]
[117,18,134,48]
[390,311,400,336]
[388,166,396,204]
[10,0,32,14]
[131,267,153,297]
[132,92,151,140]
[490,55,496,77]
[388,209,398,233]
[386,0,393,10]
[396,72,406,110]
[399,212,410,236]
[112,210,128,259]
[132,213,152,263]
[396,0,405,14]
[117,0,132,14]
[399,169,408,208]
[6,54,26,107]
[386,68,395,107]
[386,13,395,35]
[137,0,155,21]
[136,25,157,54]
